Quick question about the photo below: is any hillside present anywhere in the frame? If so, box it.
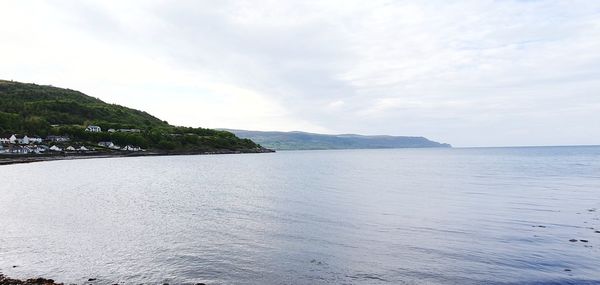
[0,80,264,153]
[222,129,451,150]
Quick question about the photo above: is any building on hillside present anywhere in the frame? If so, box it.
[49,145,62,152]
[36,145,49,153]
[46,135,70,142]
[65,146,76,151]
[123,145,141,152]
[85,125,102,132]
[9,135,17,144]
[29,137,43,143]
[79,146,89,151]
[20,135,30,145]
[98,141,120,150]
[8,145,30,154]
[0,136,10,144]
[108,128,116,133]
[25,145,46,154]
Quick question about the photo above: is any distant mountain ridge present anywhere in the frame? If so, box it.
[221,129,451,150]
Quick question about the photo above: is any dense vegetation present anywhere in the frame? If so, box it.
[0,80,262,152]
[224,129,451,150]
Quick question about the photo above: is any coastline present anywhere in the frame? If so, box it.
[0,148,275,166]
[0,273,61,285]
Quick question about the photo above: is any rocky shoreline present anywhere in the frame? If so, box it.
[0,274,61,285]
[1,273,209,285]
[0,148,275,166]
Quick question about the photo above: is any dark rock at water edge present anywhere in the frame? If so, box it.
[0,273,62,285]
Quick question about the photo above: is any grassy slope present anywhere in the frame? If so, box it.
[0,80,261,152]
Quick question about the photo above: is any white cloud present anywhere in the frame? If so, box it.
[1,0,600,146]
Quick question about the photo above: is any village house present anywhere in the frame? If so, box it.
[79,146,89,151]
[29,137,43,144]
[49,145,62,152]
[36,145,49,153]
[98,141,120,150]
[7,135,31,144]
[66,146,76,151]
[123,145,142,152]
[85,125,102,132]
[1,134,44,145]
[108,128,116,133]
[18,135,29,144]
[6,145,30,154]
[46,135,70,142]
[21,145,47,154]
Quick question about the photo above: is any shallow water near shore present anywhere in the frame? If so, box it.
[1,147,600,284]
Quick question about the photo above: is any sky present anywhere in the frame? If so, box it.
[1,1,600,147]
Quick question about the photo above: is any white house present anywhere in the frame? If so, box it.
[108,128,116,133]
[8,145,30,154]
[0,136,9,144]
[9,135,17,144]
[66,146,76,151]
[123,145,141,152]
[98,141,114,148]
[19,135,30,145]
[36,145,49,153]
[29,137,43,143]
[98,141,120,149]
[85,125,102,132]
[46,135,70,142]
[49,145,62,152]
[79,146,89,151]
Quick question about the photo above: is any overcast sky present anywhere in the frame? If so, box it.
[1,1,600,147]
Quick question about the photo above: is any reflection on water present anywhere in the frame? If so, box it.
[1,146,600,284]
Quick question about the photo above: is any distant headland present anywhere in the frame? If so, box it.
[221,129,451,151]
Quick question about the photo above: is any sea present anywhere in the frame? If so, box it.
[1,146,599,284]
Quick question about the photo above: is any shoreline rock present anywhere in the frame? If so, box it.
[0,273,62,285]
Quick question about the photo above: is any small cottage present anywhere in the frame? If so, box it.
[29,137,43,143]
[85,125,102,132]
[98,141,120,150]
[123,145,141,152]
[49,145,62,152]
[47,135,70,142]
[19,135,30,145]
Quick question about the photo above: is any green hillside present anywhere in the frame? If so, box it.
[0,80,264,152]
[224,129,451,150]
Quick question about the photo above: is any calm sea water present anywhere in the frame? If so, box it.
[1,147,600,284]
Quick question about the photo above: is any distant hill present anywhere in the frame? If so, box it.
[0,80,264,152]
[0,79,168,131]
[222,129,451,150]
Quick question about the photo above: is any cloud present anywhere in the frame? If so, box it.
[1,0,600,146]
